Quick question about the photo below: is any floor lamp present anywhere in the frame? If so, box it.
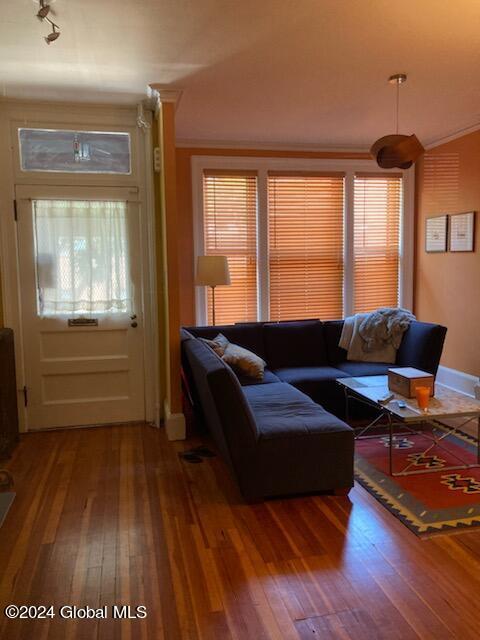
[196,256,231,326]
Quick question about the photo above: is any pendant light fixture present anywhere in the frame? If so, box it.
[370,74,424,169]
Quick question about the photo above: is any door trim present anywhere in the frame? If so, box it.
[0,102,159,432]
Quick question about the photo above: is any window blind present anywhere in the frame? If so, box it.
[353,173,402,313]
[268,172,345,321]
[203,170,258,324]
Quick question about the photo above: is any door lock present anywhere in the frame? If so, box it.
[130,314,137,320]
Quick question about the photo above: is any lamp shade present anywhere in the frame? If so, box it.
[370,133,424,169]
[196,256,231,286]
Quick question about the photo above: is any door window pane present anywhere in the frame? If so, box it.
[33,200,132,316]
[19,129,131,174]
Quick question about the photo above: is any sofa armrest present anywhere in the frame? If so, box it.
[396,321,447,375]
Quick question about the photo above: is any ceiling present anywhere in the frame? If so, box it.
[1,0,480,149]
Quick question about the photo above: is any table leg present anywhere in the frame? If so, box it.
[344,387,350,424]
[389,412,393,476]
[477,416,480,465]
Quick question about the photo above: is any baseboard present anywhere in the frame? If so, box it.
[163,399,186,441]
[437,365,480,398]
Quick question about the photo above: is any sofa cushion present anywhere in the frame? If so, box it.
[323,320,347,364]
[237,369,280,386]
[273,366,349,415]
[264,320,328,369]
[199,333,230,355]
[186,323,266,359]
[335,361,393,377]
[274,365,347,385]
[242,382,352,440]
[222,342,266,380]
[396,321,447,375]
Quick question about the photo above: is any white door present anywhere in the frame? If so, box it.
[16,185,145,430]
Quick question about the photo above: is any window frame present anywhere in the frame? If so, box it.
[192,155,414,325]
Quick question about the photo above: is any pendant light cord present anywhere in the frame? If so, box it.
[395,80,400,135]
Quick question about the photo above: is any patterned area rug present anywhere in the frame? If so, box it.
[355,423,480,537]
[0,492,15,529]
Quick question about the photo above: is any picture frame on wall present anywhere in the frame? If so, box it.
[425,215,448,253]
[449,211,475,252]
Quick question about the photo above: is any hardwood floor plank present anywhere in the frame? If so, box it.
[2,424,480,639]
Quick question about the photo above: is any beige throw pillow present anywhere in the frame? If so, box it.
[222,343,266,380]
[199,333,230,356]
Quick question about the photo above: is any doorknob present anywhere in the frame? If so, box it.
[131,321,138,328]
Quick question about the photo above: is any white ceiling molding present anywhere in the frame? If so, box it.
[148,85,183,111]
[424,120,480,150]
[175,138,369,154]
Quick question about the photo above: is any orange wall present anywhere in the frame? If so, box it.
[415,131,480,377]
[176,147,369,326]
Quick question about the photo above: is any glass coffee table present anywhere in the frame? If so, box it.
[337,375,480,476]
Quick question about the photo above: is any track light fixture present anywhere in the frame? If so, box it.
[37,0,50,19]
[45,23,60,44]
[35,1,61,44]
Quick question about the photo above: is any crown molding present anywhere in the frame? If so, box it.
[175,138,369,154]
[425,120,480,150]
[148,85,183,111]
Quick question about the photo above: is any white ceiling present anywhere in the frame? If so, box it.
[1,0,480,148]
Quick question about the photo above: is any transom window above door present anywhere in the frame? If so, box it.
[193,157,414,325]
[18,128,131,174]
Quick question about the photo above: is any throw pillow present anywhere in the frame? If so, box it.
[222,343,266,380]
[199,333,230,356]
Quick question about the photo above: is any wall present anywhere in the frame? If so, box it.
[154,101,183,430]
[415,130,480,377]
[176,147,370,326]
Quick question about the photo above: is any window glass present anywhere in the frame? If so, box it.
[353,174,402,313]
[203,171,258,324]
[19,129,131,174]
[268,173,345,320]
[33,199,131,316]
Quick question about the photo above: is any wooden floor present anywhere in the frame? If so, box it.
[1,424,480,639]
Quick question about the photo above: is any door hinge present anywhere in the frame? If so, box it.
[23,385,28,407]
[13,199,18,221]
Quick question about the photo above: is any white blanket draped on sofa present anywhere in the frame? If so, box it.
[339,307,416,363]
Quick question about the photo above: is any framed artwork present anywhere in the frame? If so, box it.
[425,215,448,253]
[449,211,475,252]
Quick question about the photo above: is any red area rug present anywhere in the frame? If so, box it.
[354,423,480,537]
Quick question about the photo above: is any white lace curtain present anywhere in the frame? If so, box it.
[34,199,132,316]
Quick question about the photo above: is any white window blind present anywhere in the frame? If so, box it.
[267,172,345,320]
[353,173,402,313]
[203,170,258,324]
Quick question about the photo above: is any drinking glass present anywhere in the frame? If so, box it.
[415,386,431,412]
